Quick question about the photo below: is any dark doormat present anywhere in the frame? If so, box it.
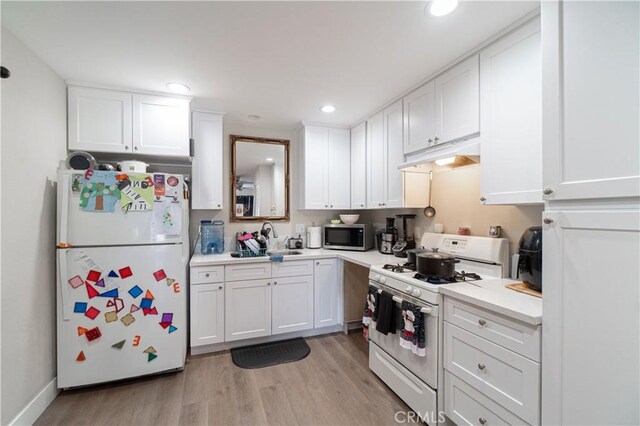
[230,337,310,369]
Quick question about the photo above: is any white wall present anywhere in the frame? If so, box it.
[0,27,67,424]
[190,122,341,250]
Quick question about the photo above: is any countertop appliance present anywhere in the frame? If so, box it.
[377,217,397,255]
[56,169,188,388]
[368,233,509,421]
[323,223,373,251]
[518,226,543,292]
[393,214,416,257]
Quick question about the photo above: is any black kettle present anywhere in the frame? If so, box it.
[518,226,543,292]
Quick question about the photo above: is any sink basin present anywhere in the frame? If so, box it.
[267,250,304,256]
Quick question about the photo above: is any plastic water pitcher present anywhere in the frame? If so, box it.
[201,220,224,254]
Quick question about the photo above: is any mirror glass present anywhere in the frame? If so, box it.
[230,135,289,221]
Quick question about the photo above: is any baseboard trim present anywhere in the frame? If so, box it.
[9,378,59,426]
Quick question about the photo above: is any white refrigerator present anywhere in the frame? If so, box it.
[56,169,189,388]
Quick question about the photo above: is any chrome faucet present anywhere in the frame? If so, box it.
[260,221,278,240]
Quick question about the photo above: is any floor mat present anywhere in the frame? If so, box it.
[230,337,310,369]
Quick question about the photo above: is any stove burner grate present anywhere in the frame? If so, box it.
[382,264,412,273]
[413,270,483,285]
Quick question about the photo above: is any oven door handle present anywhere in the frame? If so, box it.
[372,287,439,317]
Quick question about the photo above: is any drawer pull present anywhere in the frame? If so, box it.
[205,273,210,277]
[478,363,486,371]
[479,417,487,425]
[218,285,222,290]
[478,319,486,326]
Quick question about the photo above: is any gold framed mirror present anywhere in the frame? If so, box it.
[230,135,290,222]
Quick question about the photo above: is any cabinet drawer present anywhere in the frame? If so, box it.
[444,323,540,425]
[272,260,314,278]
[190,266,224,284]
[444,298,540,361]
[445,372,529,426]
[225,263,272,282]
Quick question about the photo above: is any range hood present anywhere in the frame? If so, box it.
[398,137,480,170]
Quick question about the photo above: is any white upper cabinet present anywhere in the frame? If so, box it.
[384,100,404,208]
[367,101,404,208]
[68,85,191,157]
[132,94,190,156]
[299,125,350,210]
[480,18,542,205]
[350,122,367,209]
[542,1,640,201]
[68,86,132,153]
[434,55,480,145]
[191,111,224,210]
[403,80,436,154]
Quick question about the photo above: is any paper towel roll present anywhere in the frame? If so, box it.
[307,227,322,248]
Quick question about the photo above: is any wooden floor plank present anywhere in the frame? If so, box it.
[35,333,411,426]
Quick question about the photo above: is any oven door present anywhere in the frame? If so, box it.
[368,282,439,390]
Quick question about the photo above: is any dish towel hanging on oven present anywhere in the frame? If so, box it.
[375,291,397,335]
[362,285,379,341]
[400,301,426,357]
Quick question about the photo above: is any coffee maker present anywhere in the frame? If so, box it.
[518,226,543,292]
[393,214,416,258]
[377,217,397,255]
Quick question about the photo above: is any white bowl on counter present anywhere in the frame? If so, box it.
[339,214,360,225]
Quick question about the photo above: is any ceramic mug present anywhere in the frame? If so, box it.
[489,225,501,238]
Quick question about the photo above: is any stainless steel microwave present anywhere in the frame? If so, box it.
[323,224,374,251]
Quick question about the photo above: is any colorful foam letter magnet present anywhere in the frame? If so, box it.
[104,311,118,323]
[153,269,167,281]
[168,325,177,334]
[85,306,100,320]
[173,283,181,293]
[128,285,143,299]
[132,335,141,346]
[118,266,133,279]
[86,270,101,282]
[84,327,102,342]
[74,302,88,313]
[76,351,86,362]
[68,275,84,289]
[86,282,100,299]
[112,339,126,349]
[98,288,119,298]
[121,313,136,326]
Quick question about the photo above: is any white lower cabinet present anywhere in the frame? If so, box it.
[314,259,340,328]
[444,297,541,425]
[225,279,272,342]
[190,283,225,347]
[272,275,314,335]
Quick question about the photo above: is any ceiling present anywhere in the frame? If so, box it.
[1,1,539,129]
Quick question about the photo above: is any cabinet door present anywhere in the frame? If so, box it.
[384,100,404,208]
[272,275,314,335]
[403,81,436,154]
[225,279,272,341]
[350,122,367,209]
[542,210,640,425]
[190,283,225,347]
[303,126,329,209]
[314,259,340,328]
[542,1,639,200]
[327,128,351,209]
[367,111,386,208]
[132,94,190,157]
[480,19,542,205]
[434,55,480,145]
[191,112,224,209]
[68,86,132,153]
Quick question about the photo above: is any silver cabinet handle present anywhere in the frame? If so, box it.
[543,217,554,224]
[479,418,487,425]
[316,261,320,265]
[325,205,328,208]
[217,204,221,208]
[480,196,486,202]
[361,204,364,207]
[274,281,278,285]
[134,146,138,151]
[434,136,439,142]
[205,273,210,277]
[543,187,554,195]
[218,285,222,290]
[478,319,486,326]
[124,146,129,150]
[478,363,486,371]
[428,138,433,143]
[267,282,271,286]
[330,205,333,208]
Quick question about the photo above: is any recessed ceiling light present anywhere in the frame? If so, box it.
[320,105,336,113]
[266,158,274,162]
[165,82,190,94]
[427,0,459,16]
[248,115,261,120]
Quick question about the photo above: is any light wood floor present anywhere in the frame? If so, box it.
[36,333,411,425]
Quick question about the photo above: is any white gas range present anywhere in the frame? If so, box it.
[367,233,509,424]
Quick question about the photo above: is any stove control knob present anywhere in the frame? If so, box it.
[379,276,386,284]
[406,286,413,293]
[412,288,422,297]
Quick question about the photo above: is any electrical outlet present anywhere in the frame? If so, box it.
[295,224,306,234]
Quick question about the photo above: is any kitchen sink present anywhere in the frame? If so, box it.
[267,250,304,256]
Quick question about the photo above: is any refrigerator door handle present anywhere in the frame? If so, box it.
[58,171,70,245]
[58,249,72,320]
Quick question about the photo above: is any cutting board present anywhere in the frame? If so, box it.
[505,282,542,298]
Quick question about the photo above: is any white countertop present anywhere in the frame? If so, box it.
[190,248,398,269]
[439,279,542,326]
